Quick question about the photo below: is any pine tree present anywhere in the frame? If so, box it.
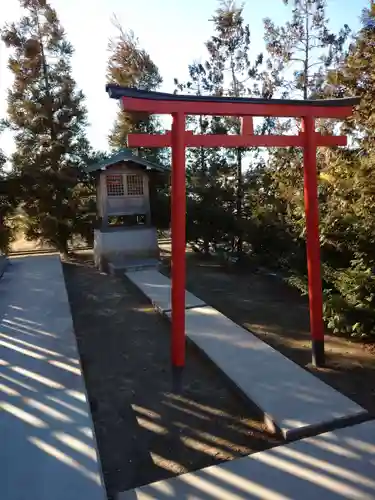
[175,1,266,259]
[1,0,90,255]
[0,148,10,252]
[264,0,350,100]
[257,0,352,270]
[107,17,163,159]
[205,0,263,255]
[175,61,237,255]
[0,121,21,252]
[315,5,375,336]
[327,3,375,149]
[262,0,350,197]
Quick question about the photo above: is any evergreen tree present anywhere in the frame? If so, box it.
[0,121,21,253]
[176,1,263,257]
[315,4,375,336]
[205,0,263,255]
[261,0,351,221]
[255,2,375,337]
[327,3,375,148]
[264,0,350,100]
[257,0,353,271]
[107,17,163,159]
[176,1,272,259]
[175,61,237,255]
[0,149,12,252]
[1,0,90,255]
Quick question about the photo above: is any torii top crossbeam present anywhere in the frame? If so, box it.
[106,84,357,118]
[106,84,359,381]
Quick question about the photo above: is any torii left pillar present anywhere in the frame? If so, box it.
[170,112,186,387]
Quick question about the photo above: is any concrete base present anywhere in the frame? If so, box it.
[94,226,160,271]
[125,269,206,313]
[109,258,160,276]
[118,419,375,499]
[168,307,368,439]
[0,255,106,500]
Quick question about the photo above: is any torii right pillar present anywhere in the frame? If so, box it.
[302,115,324,366]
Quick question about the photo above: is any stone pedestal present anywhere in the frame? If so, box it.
[93,227,160,272]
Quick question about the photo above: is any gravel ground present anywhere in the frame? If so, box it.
[63,254,277,499]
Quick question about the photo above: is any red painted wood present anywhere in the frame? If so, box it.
[114,89,357,367]
[171,112,186,368]
[122,96,354,119]
[302,116,324,343]
[127,132,347,148]
[128,132,172,148]
[241,116,254,135]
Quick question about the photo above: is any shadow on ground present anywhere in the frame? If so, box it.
[119,417,375,499]
[63,255,279,498]
[0,256,105,500]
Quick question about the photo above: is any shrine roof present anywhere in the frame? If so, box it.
[85,148,170,174]
[106,84,360,108]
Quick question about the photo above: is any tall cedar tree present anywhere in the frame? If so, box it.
[107,17,163,159]
[202,0,263,255]
[2,0,90,254]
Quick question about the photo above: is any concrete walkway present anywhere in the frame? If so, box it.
[119,419,375,499]
[0,255,106,500]
[126,270,368,439]
[127,269,206,313]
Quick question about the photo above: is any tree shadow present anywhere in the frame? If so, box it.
[0,255,106,500]
[63,257,280,498]
[118,419,375,499]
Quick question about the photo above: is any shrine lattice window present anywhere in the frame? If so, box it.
[126,174,144,196]
[106,175,124,196]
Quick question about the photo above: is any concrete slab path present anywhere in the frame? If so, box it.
[127,269,368,439]
[118,418,375,499]
[126,269,206,313]
[0,255,106,500]
[170,307,368,439]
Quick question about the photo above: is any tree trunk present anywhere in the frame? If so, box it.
[230,54,243,259]
[236,148,243,257]
[303,7,309,100]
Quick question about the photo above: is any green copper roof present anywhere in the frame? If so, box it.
[85,148,170,174]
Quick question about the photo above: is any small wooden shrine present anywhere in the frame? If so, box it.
[85,148,169,271]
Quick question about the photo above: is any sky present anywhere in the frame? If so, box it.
[0,0,369,160]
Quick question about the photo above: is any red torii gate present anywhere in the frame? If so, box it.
[106,84,358,378]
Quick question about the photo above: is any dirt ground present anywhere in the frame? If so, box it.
[63,255,277,499]
[160,250,375,415]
